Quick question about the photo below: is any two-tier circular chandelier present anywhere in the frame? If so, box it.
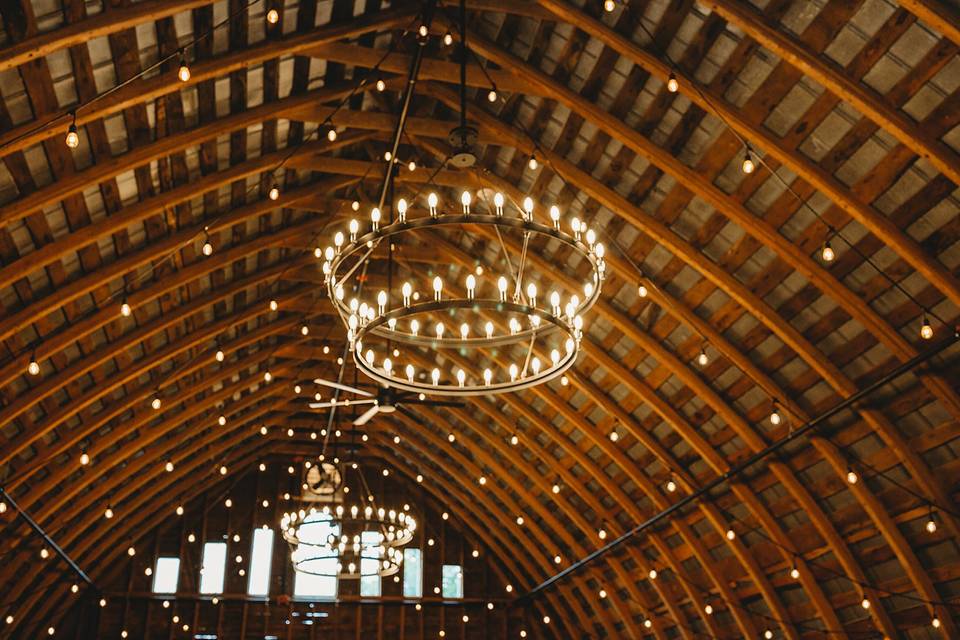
[321,0,604,396]
[279,462,417,580]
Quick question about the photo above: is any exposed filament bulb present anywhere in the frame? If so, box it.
[466,274,476,299]
[493,192,504,216]
[402,282,412,306]
[433,276,443,301]
[498,276,508,302]
[397,198,408,223]
[428,192,438,217]
[522,196,534,221]
[460,191,471,214]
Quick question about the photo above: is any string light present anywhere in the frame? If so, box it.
[740,146,756,174]
[696,347,708,367]
[821,239,835,262]
[65,112,79,148]
[202,228,213,256]
[266,4,279,24]
[177,50,191,82]
[846,467,859,485]
[666,71,679,93]
[27,352,40,376]
[920,314,933,340]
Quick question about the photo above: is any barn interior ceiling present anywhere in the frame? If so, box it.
[0,0,959,637]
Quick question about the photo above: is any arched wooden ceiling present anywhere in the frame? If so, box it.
[0,0,959,637]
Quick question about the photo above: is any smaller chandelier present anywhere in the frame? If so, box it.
[323,191,605,396]
[280,503,417,579]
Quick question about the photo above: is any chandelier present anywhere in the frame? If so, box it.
[279,462,417,580]
[320,0,604,396]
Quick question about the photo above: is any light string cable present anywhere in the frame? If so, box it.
[627,12,951,330]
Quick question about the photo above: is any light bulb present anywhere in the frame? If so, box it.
[460,190,471,213]
[269,299,278,311]
[465,274,476,298]
[638,283,648,298]
[648,568,657,580]
[266,7,279,23]
[165,461,174,472]
[603,0,615,11]
[487,88,497,102]
[920,316,933,340]
[177,51,191,82]
[432,368,440,385]
[202,238,213,255]
[741,149,755,174]
[460,323,469,339]
[927,515,938,534]
[215,349,225,362]
[526,282,537,307]
[726,528,736,540]
[528,155,539,170]
[484,369,493,385]
[442,31,453,45]
[371,207,381,230]
[176,505,184,516]
[666,71,678,93]
[485,321,494,338]
[549,205,560,228]
[497,276,508,301]
[375,77,386,92]
[268,184,279,200]
[846,468,858,485]
[104,506,113,519]
[493,192,504,215]
[821,240,835,262]
[609,430,619,442]
[598,528,606,540]
[666,479,676,492]
[552,483,560,494]
[697,349,708,366]
[120,301,132,317]
[790,565,800,580]
[151,395,162,410]
[65,121,79,149]
[933,616,941,628]
[861,597,870,610]
[27,357,40,376]
[80,452,90,466]
[523,196,534,219]
[704,604,713,615]
[433,276,443,300]
[770,405,782,426]
[327,128,337,142]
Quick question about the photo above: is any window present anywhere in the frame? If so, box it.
[441,564,463,598]
[293,512,339,599]
[152,557,180,594]
[402,548,422,598]
[359,531,381,597]
[247,528,274,596]
[199,542,227,594]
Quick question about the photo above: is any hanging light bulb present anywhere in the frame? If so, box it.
[151,393,162,410]
[27,352,40,376]
[326,127,337,142]
[666,71,679,93]
[769,401,782,426]
[648,568,657,580]
[603,0,615,11]
[860,597,871,610]
[846,467,858,485]
[177,50,191,82]
[120,299,132,317]
[104,505,114,519]
[790,561,800,580]
[460,190,471,214]
[638,282,648,298]
[528,154,539,170]
[497,276,508,302]
[80,451,90,466]
[202,229,213,256]
[926,508,938,534]
[696,347,708,367]
[920,315,933,340]
[487,87,498,102]
[215,348,225,362]
[266,4,279,24]
[433,276,443,300]
[741,147,756,174]
[725,528,736,541]
[65,112,80,149]
[375,76,386,92]
[821,239,835,262]
[442,31,454,46]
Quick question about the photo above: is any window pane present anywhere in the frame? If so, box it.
[441,564,463,598]
[199,542,227,594]
[152,557,180,594]
[360,531,381,597]
[247,528,274,596]
[402,548,422,598]
[293,513,339,599]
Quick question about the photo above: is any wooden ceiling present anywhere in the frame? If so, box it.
[0,0,959,637]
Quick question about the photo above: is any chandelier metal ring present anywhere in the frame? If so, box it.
[325,211,604,349]
[351,299,581,396]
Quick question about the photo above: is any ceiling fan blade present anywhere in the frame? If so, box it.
[353,404,381,426]
[309,399,377,409]
[312,378,373,397]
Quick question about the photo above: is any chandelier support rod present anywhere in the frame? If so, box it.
[517,331,960,602]
[376,0,437,212]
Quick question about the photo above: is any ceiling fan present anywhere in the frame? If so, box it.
[308,378,463,425]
